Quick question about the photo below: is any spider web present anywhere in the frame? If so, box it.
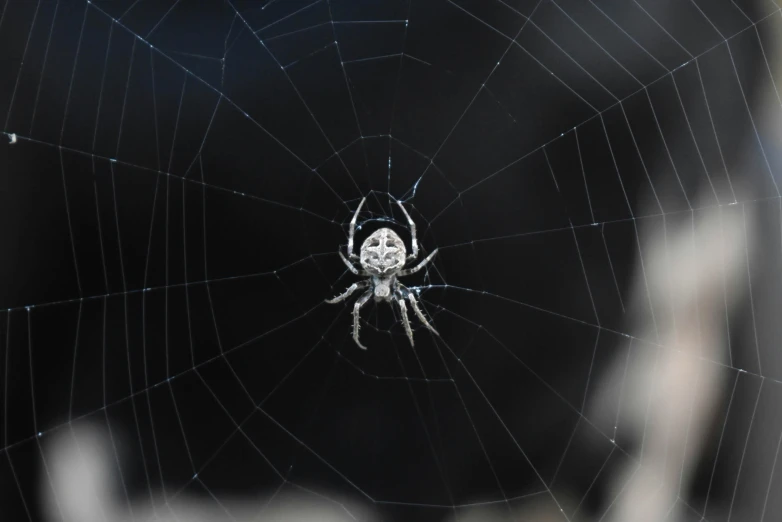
[2,1,782,521]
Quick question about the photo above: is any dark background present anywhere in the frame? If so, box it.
[1,1,781,521]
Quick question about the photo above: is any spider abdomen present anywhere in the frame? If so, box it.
[359,228,406,276]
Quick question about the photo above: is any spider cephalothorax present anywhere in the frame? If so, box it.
[326,198,439,349]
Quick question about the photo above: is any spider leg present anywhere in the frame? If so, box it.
[396,199,418,260]
[398,249,438,277]
[339,251,364,275]
[396,294,415,347]
[405,290,439,336]
[325,281,368,304]
[347,197,366,260]
[352,289,373,350]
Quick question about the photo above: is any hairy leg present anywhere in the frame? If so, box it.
[339,251,364,275]
[405,290,438,336]
[352,290,373,350]
[347,197,366,260]
[396,293,415,346]
[396,200,419,260]
[325,281,368,304]
[399,249,437,277]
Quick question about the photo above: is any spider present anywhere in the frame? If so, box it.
[326,197,439,349]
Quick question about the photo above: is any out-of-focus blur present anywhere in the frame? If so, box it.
[4,1,782,521]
